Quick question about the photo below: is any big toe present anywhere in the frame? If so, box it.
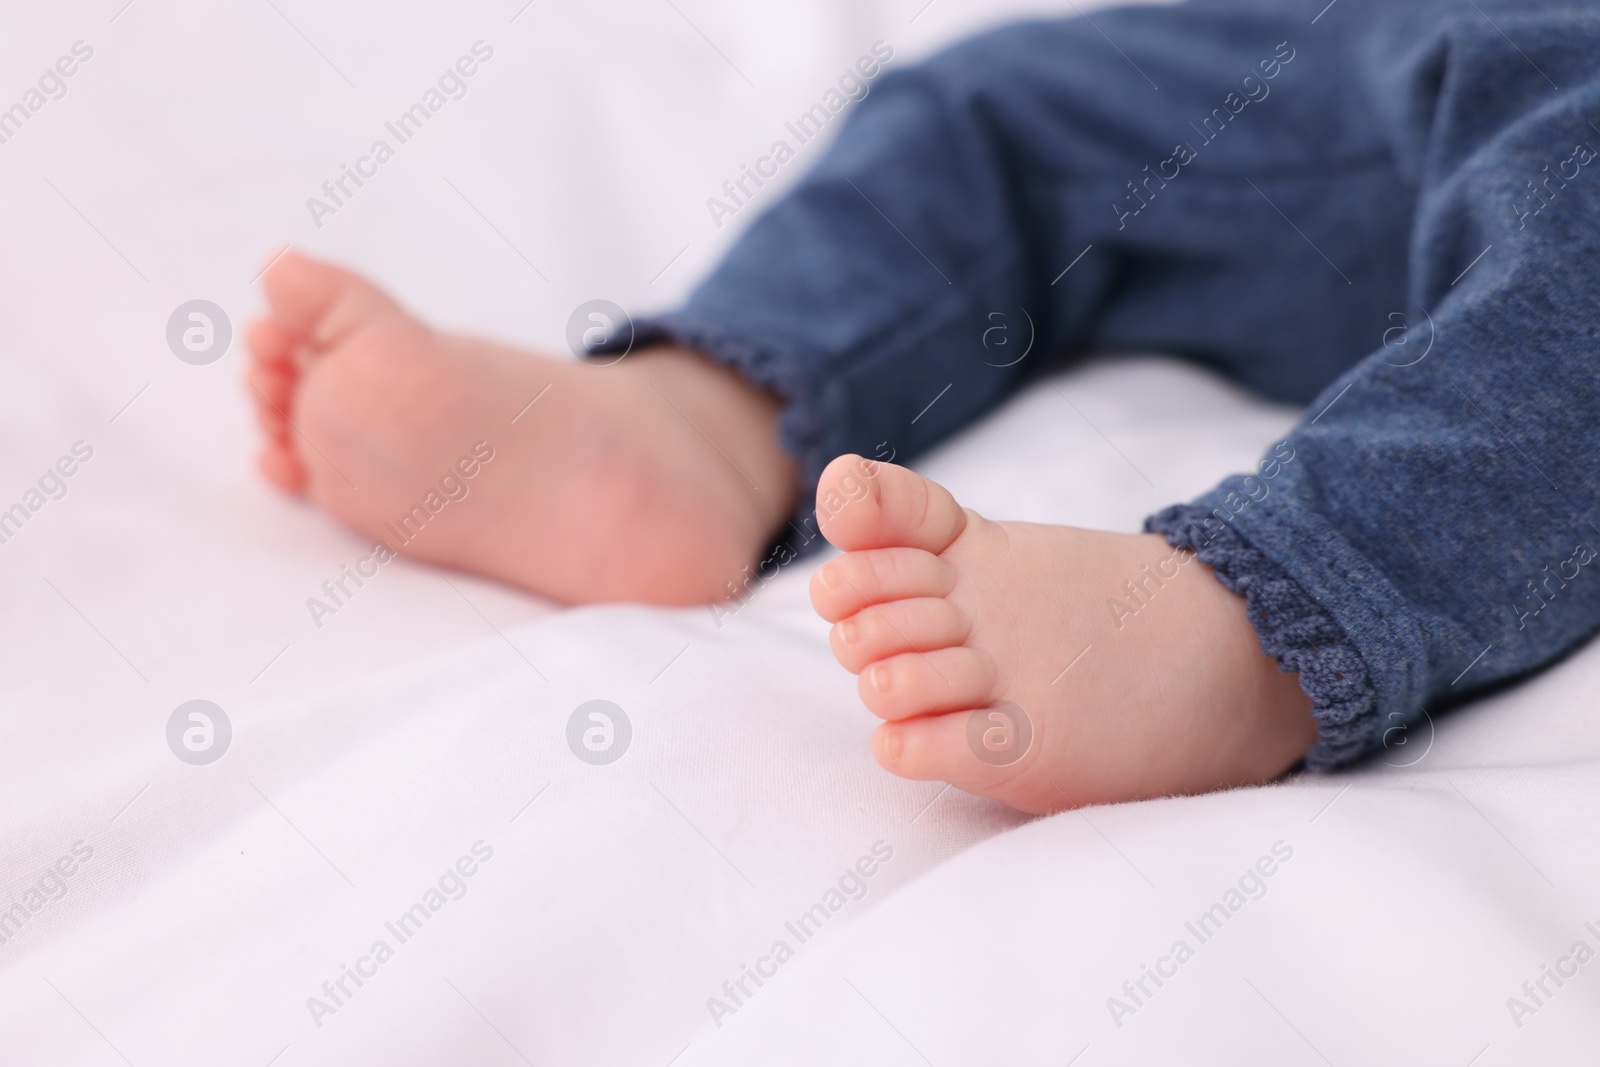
[816,455,967,554]
[261,249,404,351]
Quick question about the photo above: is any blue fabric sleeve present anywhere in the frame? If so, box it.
[599,0,1600,768]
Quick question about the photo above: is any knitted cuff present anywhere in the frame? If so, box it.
[1146,503,1379,770]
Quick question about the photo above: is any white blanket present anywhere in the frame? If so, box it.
[2,1,1596,1063]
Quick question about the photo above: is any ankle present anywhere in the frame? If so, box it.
[619,344,801,552]
[1177,552,1318,782]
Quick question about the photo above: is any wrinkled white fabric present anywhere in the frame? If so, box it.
[1,0,1593,1063]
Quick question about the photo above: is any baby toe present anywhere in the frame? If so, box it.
[830,596,970,674]
[809,547,955,622]
[261,250,400,351]
[870,705,1040,798]
[258,447,305,493]
[247,317,298,367]
[255,402,291,443]
[858,646,997,721]
[248,358,295,416]
[815,454,968,554]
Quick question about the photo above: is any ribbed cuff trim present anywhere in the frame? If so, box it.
[1146,503,1379,770]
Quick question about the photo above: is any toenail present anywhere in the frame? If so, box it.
[838,619,858,644]
[818,564,840,590]
[884,729,903,762]
[870,664,890,692]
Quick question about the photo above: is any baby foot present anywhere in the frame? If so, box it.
[246,251,798,604]
[808,455,1316,813]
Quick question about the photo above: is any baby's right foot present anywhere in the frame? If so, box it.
[808,456,1316,813]
[247,252,798,604]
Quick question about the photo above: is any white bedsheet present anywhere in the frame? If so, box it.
[2,0,1597,1063]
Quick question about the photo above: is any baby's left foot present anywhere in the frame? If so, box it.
[808,456,1317,814]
